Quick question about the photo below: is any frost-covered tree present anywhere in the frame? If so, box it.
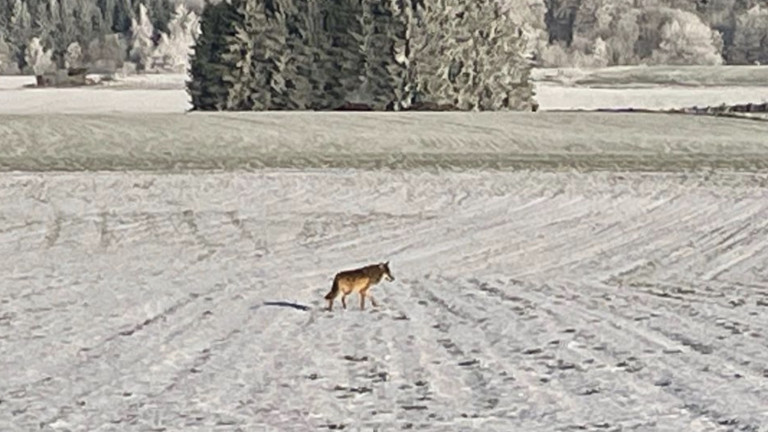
[649,9,723,65]
[153,3,200,72]
[86,33,128,71]
[54,0,79,59]
[64,41,83,68]
[129,3,155,70]
[355,0,411,110]
[31,0,53,46]
[410,0,534,110]
[559,0,725,66]
[502,0,548,60]
[0,35,17,73]
[188,0,534,111]
[25,36,54,77]
[9,0,33,68]
[731,4,768,64]
[456,0,534,110]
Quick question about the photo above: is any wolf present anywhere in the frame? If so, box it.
[324,262,395,311]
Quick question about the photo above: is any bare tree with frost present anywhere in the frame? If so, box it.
[730,4,768,64]
[64,41,83,69]
[25,37,54,76]
[153,4,201,72]
[130,3,156,70]
[649,9,723,65]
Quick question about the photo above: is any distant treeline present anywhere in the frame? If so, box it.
[0,0,201,74]
[538,0,768,67]
[2,0,768,76]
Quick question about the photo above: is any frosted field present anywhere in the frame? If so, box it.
[2,66,768,112]
[532,66,768,111]
[0,74,189,114]
[1,111,768,431]
[3,170,768,431]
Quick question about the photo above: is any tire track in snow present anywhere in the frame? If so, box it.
[507,279,768,430]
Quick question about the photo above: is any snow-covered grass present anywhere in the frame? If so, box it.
[2,168,768,431]
[1,112,768,172]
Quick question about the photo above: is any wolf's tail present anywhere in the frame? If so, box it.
[324,278,339,300]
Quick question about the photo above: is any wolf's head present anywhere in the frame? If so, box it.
[379,261,395,281]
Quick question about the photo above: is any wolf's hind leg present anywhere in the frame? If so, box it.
[359,292,366,310]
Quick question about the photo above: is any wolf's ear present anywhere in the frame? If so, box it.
[385,261,389,266]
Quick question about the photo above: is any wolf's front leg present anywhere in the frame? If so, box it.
[359,293,366,310]
[341,294,348,309]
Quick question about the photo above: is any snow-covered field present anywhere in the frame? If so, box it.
[532,65,768,111]
[1,110,768,431]
[534,84,768,111]
[531,65,768,88]
[0,74,189,114]
[2,168,768,431]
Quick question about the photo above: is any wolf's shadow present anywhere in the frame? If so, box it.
[260,301,312,311]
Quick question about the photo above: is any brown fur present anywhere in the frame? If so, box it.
[324,262,394,311]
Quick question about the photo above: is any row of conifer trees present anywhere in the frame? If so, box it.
[187,0,536,111]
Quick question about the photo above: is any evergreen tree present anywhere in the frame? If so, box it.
[408,0,465,106]
[0,35,16,73]
[224,0,312,110]
[222,0,266,109]
[32,0,54,47]
[318,0,365,108]
[410,0,533,110]
[731,4,768,64]
[294,0,333,109]
[10,0,34,68]
[256,0,298,109]
[356,0,410,110]
[276,0,313,109]
[187,0,241,110]
[141,0,174,35]
[110,0,134,34]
